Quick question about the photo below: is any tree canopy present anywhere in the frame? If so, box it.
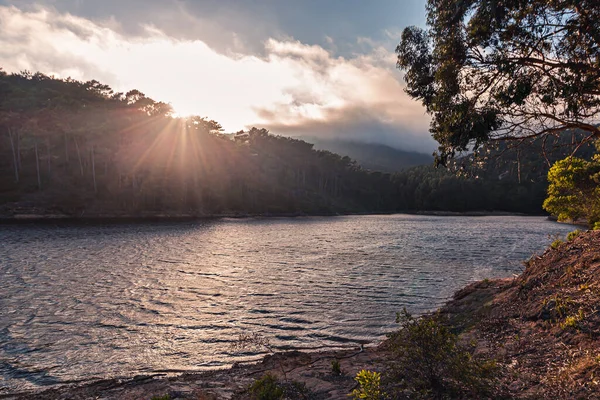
[396,0,600,165]
[543,149,600,228]
[0,69,587,218]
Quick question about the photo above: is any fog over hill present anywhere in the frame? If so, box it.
[305,138,433,172]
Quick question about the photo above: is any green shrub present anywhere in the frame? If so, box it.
[248,373,284,400]
[567,229,582,241]
[150,395,171,400]
[350,370,384,400]
[543,295,573,319]
[561,309,585,330]
[551,239,563,249]
[594,222,600,230]
[386,309,497,398]
[331,359,342,375]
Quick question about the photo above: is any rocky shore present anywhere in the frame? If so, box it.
[1,346,387,400]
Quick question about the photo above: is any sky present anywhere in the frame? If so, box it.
[0,0,434,152]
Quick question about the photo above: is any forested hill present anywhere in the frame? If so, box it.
[397,137,596,213]
[0,70,591,218]
[0,71,404,217]
[307,138,432,172]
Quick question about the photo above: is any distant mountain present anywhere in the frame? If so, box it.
[307,138,433,172]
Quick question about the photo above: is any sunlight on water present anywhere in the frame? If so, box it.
[0,215,576,392]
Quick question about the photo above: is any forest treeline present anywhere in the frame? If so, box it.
[0,70,592,217]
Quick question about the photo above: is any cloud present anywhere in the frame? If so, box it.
[0,5,433,152]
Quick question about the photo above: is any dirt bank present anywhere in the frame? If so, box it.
[440,230,600,398]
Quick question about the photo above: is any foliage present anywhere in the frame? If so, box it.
[231,332,273,354]
[0,69,594,217]
[331,359,341,375]
[551,240,563,250]
[246,373,311,400]
[150,395,171,400]
[393,135,594,214]
[397,0,600,165]
[543,150,600,227]
[231,332,289,380]
[248,374,284,400]
[386,309,497,398]
[542,295,573,320]
[561,309,585,330]
[567,230,582,242]
[0,71,398,217]
[350,370,384,400]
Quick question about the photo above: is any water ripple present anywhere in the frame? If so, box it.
[0,215,576,392]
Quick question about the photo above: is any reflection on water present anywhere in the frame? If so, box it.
[0,215,575,392]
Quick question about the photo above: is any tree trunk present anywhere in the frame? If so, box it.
[8,128,19,183]
[91,146,97,193]
[16,131,22,169]
[46,138,51,176]
[35,141,41,190]
[74,137,84,176]
[517,148,522,184]
[64,132,69,164]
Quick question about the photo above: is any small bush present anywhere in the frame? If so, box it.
[248,373,284,400]
[543,295,573,319]
[386,309,497,398]
[150,395,171,400]
[567,229,582,241]
[594,222,600,230]
[551,239,563,249]
[350,370,384,400]
[561,309,585,330]
[331,359,342,375]
[247,373,311,400]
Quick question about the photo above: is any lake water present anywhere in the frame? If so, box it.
[0,215,575,393]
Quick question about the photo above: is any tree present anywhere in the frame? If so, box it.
[543,149,600,228]
[397,1,600,165]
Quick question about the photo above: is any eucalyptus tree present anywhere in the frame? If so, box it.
[397,0,600,165]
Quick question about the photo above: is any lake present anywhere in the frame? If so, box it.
[0,215,576,393]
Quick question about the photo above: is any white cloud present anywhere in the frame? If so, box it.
[0,5,433,151]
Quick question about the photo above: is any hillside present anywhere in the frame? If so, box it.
[438,230,600,398]
[308,138,432,172]
[0,71,404,218]
[1,70,595,218]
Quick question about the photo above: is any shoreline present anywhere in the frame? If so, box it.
[1,345,385,399]
[0,210,546,225]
